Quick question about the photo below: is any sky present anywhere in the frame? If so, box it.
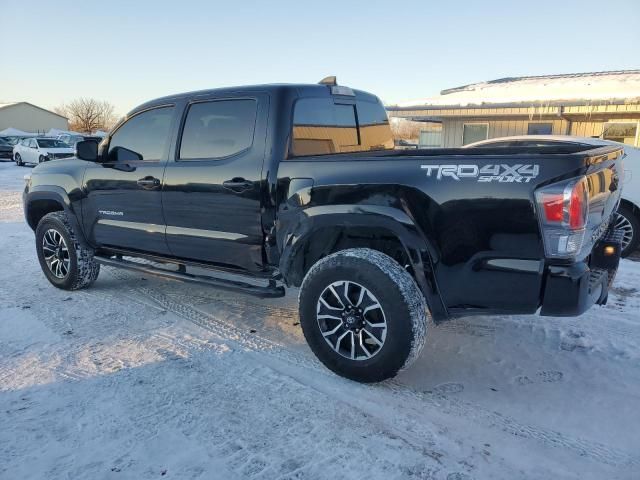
[1,0,639,117]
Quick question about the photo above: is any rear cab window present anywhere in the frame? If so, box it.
[290,92,394,158]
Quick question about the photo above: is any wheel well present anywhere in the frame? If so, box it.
[620,199,640,219]
[285,226,412,287]
[27,199,64,230]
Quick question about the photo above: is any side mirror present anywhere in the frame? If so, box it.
[110,146,143,162]
[76,140,98,161]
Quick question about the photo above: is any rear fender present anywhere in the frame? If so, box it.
[277,205,447,320]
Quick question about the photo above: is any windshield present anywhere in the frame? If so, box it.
[37,139,70,148]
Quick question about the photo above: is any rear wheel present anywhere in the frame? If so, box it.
[15,153,23,166]
[616,204,639,257]
[35,212,100,290]
[299,248,428,382]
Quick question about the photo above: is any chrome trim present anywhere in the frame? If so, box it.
[166,226,248,241]
[98,219,165,234]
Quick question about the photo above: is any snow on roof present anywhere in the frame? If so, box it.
[394,70,640,108]
[0,127,36,136]
[0,103,19,109]
[45,128,83,137]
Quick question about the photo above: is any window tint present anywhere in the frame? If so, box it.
[462,124,488,145]
[292,98,358,156]
[37,139,67,148]
[527,123,553,135]
[179,99,257,160]
[109,106,174,162]
[356,99,394,152]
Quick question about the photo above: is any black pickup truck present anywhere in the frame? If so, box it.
[23,78,624,382]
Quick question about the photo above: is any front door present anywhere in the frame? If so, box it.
[162,94,268,272]
[82,105,176,254]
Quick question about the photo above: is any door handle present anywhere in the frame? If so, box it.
[223,178,253,192]
[137,176,160,189]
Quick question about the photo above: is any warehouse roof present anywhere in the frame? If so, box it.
[391,70,640,109]
[0,102,68,119]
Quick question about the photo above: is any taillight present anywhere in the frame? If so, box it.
[535,177,589,258]
[569,180,587,229]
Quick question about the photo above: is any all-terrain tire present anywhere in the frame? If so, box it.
[35,211,100,290]
[299,248,429,383]
[617,204,639,258]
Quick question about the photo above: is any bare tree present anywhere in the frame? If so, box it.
[55,98,117,134]
[389,117,424,142]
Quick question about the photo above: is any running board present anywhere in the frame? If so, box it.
[95,256,285,298]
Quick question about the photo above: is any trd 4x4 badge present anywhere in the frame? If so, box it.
[421,164,540,183]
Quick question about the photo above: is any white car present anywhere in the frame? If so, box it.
[464,135,640,257]
[13,138,75,167]
[56,133,104,147]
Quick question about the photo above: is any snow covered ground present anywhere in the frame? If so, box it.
[1,161,639,480]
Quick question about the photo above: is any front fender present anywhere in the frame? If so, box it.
[24,186,89,248]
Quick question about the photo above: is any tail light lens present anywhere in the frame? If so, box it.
[535,176,589,258]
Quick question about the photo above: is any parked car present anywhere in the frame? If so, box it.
[13,138,75,166]
[394,139,418,149]
[0,137,13,160]
[1,135,35,147]
[23,80,624,382]
[464,135,640,257]
[56,134,103,147]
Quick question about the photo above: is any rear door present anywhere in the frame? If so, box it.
[82,105,176,254]
[162,93,268,272]
[26,139,38,163]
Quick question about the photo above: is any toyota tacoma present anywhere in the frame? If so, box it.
[23,78,625,382]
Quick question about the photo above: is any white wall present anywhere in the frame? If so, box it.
[0,103,68,133]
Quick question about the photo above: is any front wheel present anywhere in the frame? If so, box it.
[299,248,429,382]
[15,153,23,166]
[616,205,639,257]
[35,211,100,290]
[38,155,46,164]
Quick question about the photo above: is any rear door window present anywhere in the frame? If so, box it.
[179,99,257,160]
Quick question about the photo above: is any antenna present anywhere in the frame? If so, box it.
[318,76,337,86]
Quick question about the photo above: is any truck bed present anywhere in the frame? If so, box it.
[278,144,624,317]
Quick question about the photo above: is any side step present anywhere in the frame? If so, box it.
[95,256,286,299]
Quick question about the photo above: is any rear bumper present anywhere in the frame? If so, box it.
[540,229,622,316]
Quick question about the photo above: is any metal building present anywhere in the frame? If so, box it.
[0,102,68,134]
[387,70,640,148]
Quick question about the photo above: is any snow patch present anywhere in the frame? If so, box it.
[394,70,640,108]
